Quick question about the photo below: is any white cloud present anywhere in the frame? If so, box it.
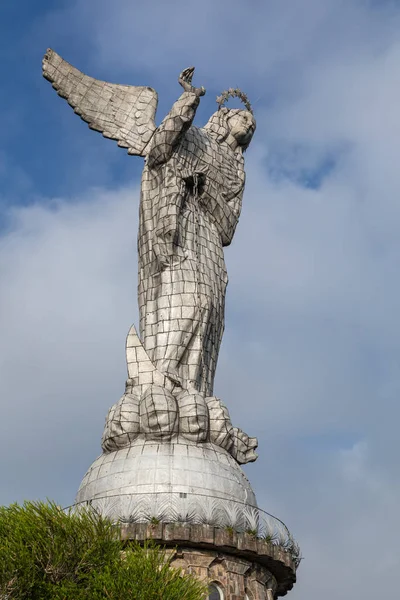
[0,186,139,501]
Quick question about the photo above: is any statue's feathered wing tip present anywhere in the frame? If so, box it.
[43,48,54,65]
[42,48,58,81]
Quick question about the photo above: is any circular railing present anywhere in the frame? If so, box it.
[67,491,301,567]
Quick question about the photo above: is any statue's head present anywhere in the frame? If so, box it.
[226,108,256,149]
[203,88,256,151]
[203,107,256,151]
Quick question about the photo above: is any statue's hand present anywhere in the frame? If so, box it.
[179,67,206,97]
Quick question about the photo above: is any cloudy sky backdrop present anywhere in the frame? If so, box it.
[1,1,400,598]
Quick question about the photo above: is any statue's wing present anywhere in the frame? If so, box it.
[42,49,158,156]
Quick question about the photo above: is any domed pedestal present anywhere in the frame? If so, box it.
[76,436,257,527]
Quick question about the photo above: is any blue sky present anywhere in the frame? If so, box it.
[1,1,400,598]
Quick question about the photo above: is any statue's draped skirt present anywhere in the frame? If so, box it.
[138,126,244,396]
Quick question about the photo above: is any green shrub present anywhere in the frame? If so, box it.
[0,501,206,600]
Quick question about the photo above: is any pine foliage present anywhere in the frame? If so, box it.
[0,501,207,600]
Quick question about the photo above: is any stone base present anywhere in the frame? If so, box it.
[121,522,296,598]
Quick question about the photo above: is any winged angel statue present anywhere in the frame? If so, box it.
[43,49,258,464]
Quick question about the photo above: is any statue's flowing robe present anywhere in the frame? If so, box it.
[138,92,245,396]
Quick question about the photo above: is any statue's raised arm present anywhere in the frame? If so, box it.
[146,66,205,168]
[42,48,158,156]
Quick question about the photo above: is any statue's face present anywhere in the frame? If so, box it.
[227,110,256,147]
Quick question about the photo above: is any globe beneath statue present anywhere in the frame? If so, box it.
[76,436,258,528]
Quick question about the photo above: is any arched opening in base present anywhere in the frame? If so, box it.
[208,582,224,599]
